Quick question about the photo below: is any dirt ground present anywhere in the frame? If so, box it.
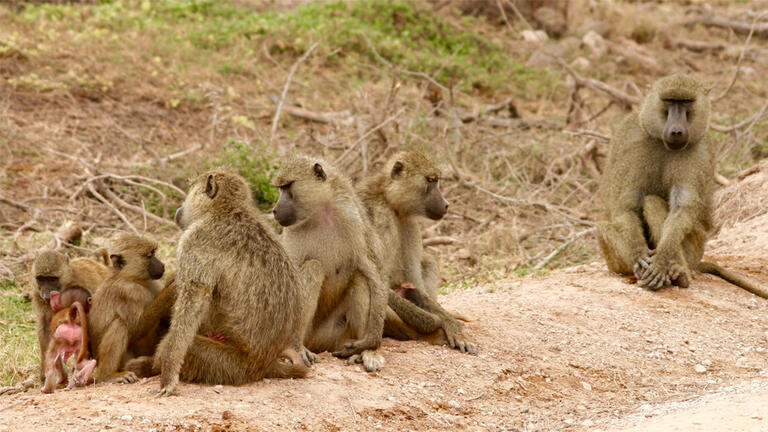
[2,206,768,431]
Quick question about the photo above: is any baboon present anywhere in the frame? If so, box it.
[359,151,478,354]
[273,156,391,371]
[50,286,92,312]
[41,301,95,394]
[598,74,768,297]
[88,234,165,384]
[31,250,110,378]
[150,169,309,396]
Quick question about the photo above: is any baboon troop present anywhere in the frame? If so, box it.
[23,73,766,396]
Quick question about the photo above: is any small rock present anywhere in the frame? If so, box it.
[222,410,233,420]
[457,248,472,259]
[581,381,592,391]
[695,364,707,373]
[564,418,575,425]
[704,359,712,366]
[582,31,607,57]
[521,30,549,43]
[571,57,591,71]
[582,419,594,427]
[639,403,653,410]
[448,400,461,409]
[213,385,223,394]
[576,20,610,38]
[533,7,567,38]
[120,415,133,421]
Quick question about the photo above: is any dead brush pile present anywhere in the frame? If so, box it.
[0,0,767,294]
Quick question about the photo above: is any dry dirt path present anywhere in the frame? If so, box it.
[2,214,768,431]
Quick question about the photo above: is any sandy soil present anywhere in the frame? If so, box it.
[2,215,768,432]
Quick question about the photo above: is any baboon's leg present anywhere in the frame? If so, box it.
[642,195,706,287]
[336,273,384,372]
[383,306,447,345]
[296,260,324,365]
[305,310,346,354]
[597,220,645,275]
[94,319,138,384]
[388,290,442,333]
[178,335,250,385]
[421,254,440,301]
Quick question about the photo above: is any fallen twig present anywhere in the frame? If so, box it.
[423,236,458,247]
[270,41,320,148]
[686,13,768,38]
[533,228,596,270]
[43,220,82,250]
[711,11,767,103]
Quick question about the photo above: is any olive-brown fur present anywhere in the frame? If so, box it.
[598,74,768,297]
[88,234,165,384]
[359,151,477,354]
[31,250,110,379]
[152,169,309,396]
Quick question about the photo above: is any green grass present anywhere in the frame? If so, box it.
[211,139,279,211]
[11,0,553,95]
[0,279,37,386]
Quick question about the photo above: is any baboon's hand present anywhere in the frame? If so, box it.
[105,371,138,384]
[154,377,178,397]
[633,253,654,281]
[299,346,317,367]
[668,262,691,288]
[332,337,379,358]
[442,319,478,355]
[638,255,670,291]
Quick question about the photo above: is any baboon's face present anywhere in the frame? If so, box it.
[661,99,693,151]
[34,252,70,301]
[387,161,449,220]
[273,162,331,227]
[110,242,165,281]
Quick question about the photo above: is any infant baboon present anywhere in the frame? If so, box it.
[31,250,110,378]
[88,234,165,384]
[41,301,95,394]
[359,151,477,354]
[273,155,389,371]
[152,169,309,396]
[598,74,768,297]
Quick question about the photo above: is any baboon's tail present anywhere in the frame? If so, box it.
[699,261,768,299]
[264,349,310,379]
[448,310,474,322]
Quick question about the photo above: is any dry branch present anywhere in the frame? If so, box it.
[533,228,596,270]
[270,41,320,148]
[267,94,353,125]
[423,236,458,247]
[549,54,641,110]
[43,220,82,250]
[686,13,768,38]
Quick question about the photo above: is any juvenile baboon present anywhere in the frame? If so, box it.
[598,74,768,297]
[359,151,478,354]
[88,234,165,384]
[31,250,110,377]
[151,169,309,396]
[272,155,391,371]
[41,301,96,394]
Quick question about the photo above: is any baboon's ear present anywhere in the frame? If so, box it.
[110,254,125,270]
[391,161,404,179]
[205,174,218,199]
[313,163,326,181]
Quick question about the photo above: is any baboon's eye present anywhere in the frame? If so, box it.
[426,176,437,183]
[279,182,293,191]
[664,109,669,117]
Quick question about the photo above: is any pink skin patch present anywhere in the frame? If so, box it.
[68,359,96,388]
[50,291,62,311]
[205,332,227,343]
[397,282,416,298]
[54,323,83,345]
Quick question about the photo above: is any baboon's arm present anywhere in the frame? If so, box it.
[655,190,698,262]
[155,280,211,396]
